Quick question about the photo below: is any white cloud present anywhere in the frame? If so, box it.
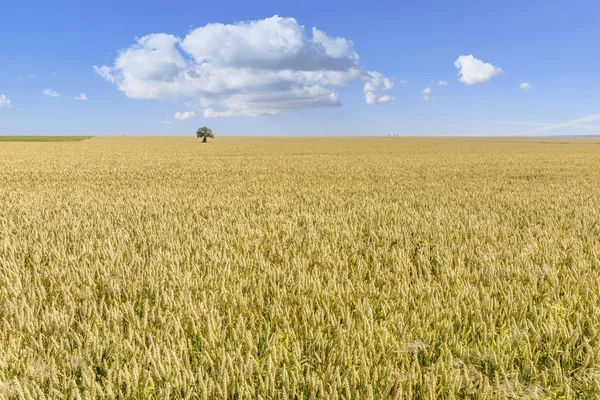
[519,82,532,90]
[423,87,432,94]
[93,65,116,83]
[204,108,239,118]
[438,80,448,86]
[162,120,172,124]
[43,88,60,97]
[74,93,88,101]
[0,95,12,108]
[94,16,393,116]
[363,71,393,93]
[454,55,502,85]
[423,95,435,101]
[174,111,197,120]
[398,79,408,84]
[363,71,394,104]
[365,92,394,104]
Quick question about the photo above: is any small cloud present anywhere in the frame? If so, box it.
[365,92,394,104]
[28,75,36,79]
[454,55,502,85]
[204,108,238,118]
[398,79,408,85]
[519,82,532,90]
[162,120,172,124]
[0,95,12,108]
[423,95,435,101]
[74,93,88,101]
[43,88,60,97]
[174,111,197,120]
[438,80,448,86]
[423,87,432,94]
[363,71,394,105]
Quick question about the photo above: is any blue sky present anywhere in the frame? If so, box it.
[0,0,598,136]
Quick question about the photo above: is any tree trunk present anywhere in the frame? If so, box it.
[202,136,207,143]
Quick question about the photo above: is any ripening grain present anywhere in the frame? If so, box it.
[1,136,600,399]
[0,136,91,142]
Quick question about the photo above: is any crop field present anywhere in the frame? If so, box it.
[1,136,600,399]
[0,136,92,142]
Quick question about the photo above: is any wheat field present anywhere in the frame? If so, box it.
[1,136,600,399]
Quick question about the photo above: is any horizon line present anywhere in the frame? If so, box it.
[2,134,600,138]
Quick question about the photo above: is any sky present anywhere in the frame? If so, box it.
[0,0,599,136]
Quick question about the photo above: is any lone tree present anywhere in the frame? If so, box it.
[196,126,214,143]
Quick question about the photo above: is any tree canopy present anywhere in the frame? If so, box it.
[196,127,214,142]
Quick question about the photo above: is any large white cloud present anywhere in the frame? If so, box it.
[0,95,11,108]
[94,16,393,116]
[454,55,502,85]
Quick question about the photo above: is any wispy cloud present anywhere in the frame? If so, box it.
[204,108,239,118]
[74,93,88,101]
[495,121,600,128]
[423,87,432,94]
[495,121,560,127]
[0,95,12,108]
[513,114,600,135]
[93,66,115,83]
[18,75,36,81]
[43,88,60,98]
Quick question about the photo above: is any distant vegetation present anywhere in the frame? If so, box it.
[0,136,91,142]
[1,137,600,398]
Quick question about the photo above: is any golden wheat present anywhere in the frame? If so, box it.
[1,136,600,399]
